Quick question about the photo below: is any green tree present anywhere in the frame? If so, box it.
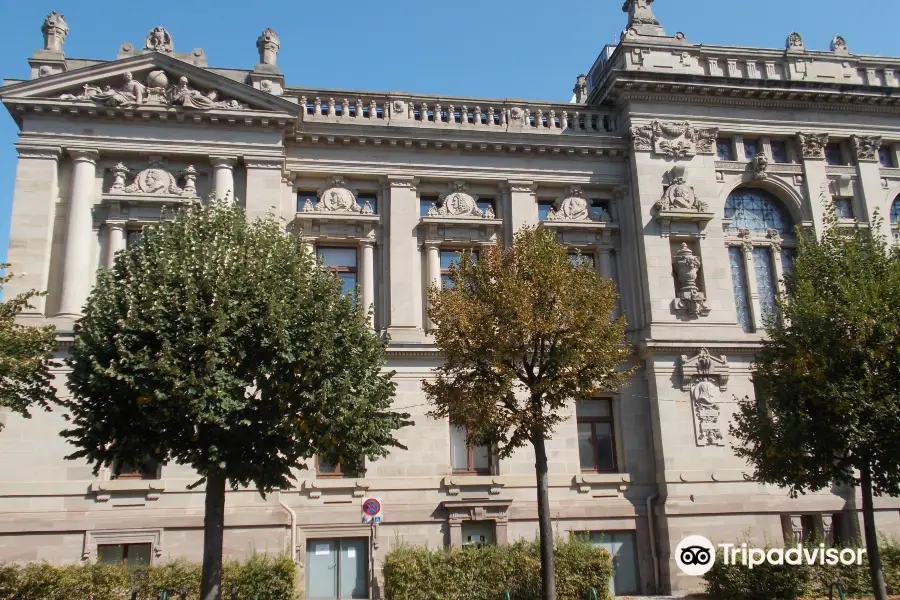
[423,226,631,600]
[731,210,900,600]
[0,265,57,431]
[61,200,410,600]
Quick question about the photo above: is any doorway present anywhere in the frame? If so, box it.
[305,538,369,599]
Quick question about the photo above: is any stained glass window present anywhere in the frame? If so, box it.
[890,197,900,225]
[729,247,753,333]
[879,147,894,168]
[753,247,777,326]
[743,140,759,160]
[725,188,793,233]
[780,248,796,280]
[717,140,734,161]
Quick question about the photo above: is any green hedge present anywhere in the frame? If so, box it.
[0,553,295,600]
[703,537,899,600]
[382,537,613,600]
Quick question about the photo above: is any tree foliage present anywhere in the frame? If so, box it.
[731,208,900,600]
[423,226,632,600]
[0,264,57,430]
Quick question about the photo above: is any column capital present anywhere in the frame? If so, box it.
[423,240,441,250]
[850,134,883,163]
[106,220,127,231]
[383,174,418,188]
[15,144,61,160]
[796,132,829,160]
[244,156,283,170]
[67,148,99,164]
[209,156,238,168]
[358,238,376,248]
[504,180,536,194]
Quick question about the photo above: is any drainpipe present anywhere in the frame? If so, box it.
[278,490,297,563]
[647,492,660,593]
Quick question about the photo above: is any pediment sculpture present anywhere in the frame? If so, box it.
[301,176,373,215]
[427,182,494,219]
[630,120,718,159]
[680,348,729,447]
[59,71,248,110]
[547,187,610,222]
[108,158,197,198]
[673,243,709,318]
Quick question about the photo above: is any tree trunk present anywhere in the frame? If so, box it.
[532,433,557,600]
[861,464,888,600]
[200,471,227,600]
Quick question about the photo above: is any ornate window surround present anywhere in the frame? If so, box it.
[722,186,797,332]
[82,528,164,563]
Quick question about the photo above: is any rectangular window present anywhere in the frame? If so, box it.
[780,247,797,281]
[461,521,495,548]
[717,139,734,161]
[743,139,760,160]
[420,196,439,216]
[440,250,477,288]
[306,538,368,599]
[770,140,789,164]
[537,201,556,221]
[753,247,777,326]
[824,143,844,166]
[577,532,640,596]
[576,399,616,472]
[879,146,894,168]
[317,247,358,298]
[316,456,362,478]
[297,190,318,212]
[450,424,491,474]
[729,247,754,333]
[357,193,377,214]
[98,543,152,570]
[112,458,160,480]
[833,197,854,219]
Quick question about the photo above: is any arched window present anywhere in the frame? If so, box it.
[890,195,900,225]
[724,188,796,333]
[725,188,793,233]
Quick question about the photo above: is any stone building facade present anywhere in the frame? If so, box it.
[3,2,900,596]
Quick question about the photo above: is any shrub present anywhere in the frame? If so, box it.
[0,553,294,600]
[382,537,612,600]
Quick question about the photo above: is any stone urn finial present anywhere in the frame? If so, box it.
[41,11,68,53]
[257,28,280,66]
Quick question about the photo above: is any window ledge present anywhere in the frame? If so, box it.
[303,478,369,499]
[538,220,618,231]
[90,480,166,503]
[443,475,503,496]
[574,473,631,495]
[294,212,381,223]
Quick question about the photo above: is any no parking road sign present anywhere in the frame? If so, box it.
[362,497,383,524]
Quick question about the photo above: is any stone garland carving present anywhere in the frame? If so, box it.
[108,158,197,197]
[850,135,882,162]
[797,132,829,159]
[145,26,174,53]
[786,31,805,52]
[751,153,769,179]
[630,120,718,158]
[301,176,373,215]
[42,11,68,53]
[546,186,610,222]
[673,243,710,318]
[59,71,247,110]
[427,181,494,219]
[680,348,729,447]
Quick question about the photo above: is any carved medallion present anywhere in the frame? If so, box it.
[110,158,196,198]
[427,182,490,218]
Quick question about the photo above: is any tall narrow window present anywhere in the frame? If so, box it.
[833,197,854,219]
[752,247,776,325]
[729,247,753,333]
[717,139,734,161]
[780,248,796,281]
[318,247,358,298]
[879,147,894,168]
[576,399,616,472]
[743,139,760,160]
[890,196,900,225]
[824,143,844,166]
[770,140,789,164]
[450,424,491,474]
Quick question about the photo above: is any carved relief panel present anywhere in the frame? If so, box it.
[680,348,730,447]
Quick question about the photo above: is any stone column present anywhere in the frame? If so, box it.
[796,132,830,238]
[7,145,61,315]
[424,241,441,330]
[596,246,613,280]
[385,175,423,340]
[359,239,375,328]
[210,156,236,201]
[504,180,536,242]
[58,149,99,317]
[737,234,762,331]
[449,521,463,548]
[105,221,126,268]
[768,232,786,298]
[852,135,894,242]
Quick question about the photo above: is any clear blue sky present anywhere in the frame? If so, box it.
[1,0,898,266]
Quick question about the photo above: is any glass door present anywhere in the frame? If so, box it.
[306,538,369,599]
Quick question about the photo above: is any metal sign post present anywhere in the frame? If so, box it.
[362,498,383,600]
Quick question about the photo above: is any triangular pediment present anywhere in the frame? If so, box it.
[1,53,299,117]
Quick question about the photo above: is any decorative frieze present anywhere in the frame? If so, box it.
[59,71,248,110]
[680,348,730,447]
[850,134,882,162]
[672,243,710,318]
[797,132,829,159]
[630,120,718,158]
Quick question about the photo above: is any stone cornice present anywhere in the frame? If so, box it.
[14,143,61,160]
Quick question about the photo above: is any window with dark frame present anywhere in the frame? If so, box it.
[317,247,358,298]
[576,399,617,472]
[833,197,854,219]
[824,143,845,166]
[743,139,760,160]
[879,146,894,168]
[717,139,734,161]
[770,140,789,164]
[450,423,492,475]
[440,250,477,289]
[315,455,363,479]
[97,543,152,569]
[112,458,160,480]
